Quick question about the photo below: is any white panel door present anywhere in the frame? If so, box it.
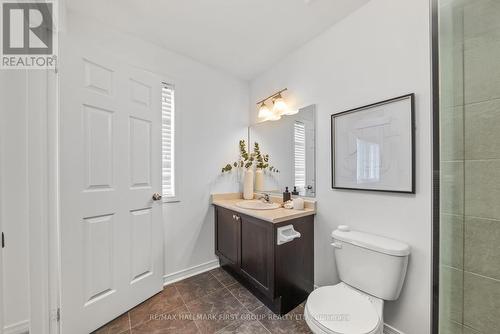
[60,39,163,333]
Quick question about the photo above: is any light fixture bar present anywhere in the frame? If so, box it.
[255,88,288,105]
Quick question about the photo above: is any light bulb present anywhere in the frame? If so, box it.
[273,95,288,116]
[258,103,272,121]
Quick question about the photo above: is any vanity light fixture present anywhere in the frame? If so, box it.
[256,88,290,121]
[258,102,272,120]
[272,93,288,116]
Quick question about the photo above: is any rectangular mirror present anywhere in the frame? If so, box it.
[249,104,316,197]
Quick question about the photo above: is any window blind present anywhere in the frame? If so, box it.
[294,121,306,191]
[162,83,175,198]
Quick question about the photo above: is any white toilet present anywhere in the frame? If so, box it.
[304,225,410,334]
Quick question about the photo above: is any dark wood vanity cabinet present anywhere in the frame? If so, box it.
[214,205,314,315]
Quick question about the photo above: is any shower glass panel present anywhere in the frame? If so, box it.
[438,0,500,333]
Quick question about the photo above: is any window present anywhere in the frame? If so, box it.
[294,121,306,192]
[162,83,176,200]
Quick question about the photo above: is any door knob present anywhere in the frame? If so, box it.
[152,192,162,201]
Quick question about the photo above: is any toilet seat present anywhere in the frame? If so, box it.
[304,283,381,334]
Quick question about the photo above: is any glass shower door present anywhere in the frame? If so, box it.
[438,0,500,333]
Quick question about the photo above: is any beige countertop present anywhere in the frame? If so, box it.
[211,193,316,224]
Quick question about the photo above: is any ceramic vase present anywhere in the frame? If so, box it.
[243,169,254,199]
[255,168,264,191]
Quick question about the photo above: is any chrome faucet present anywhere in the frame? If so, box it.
[258,193,271,203]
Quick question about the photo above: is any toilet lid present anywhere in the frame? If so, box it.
[305,284,380,334]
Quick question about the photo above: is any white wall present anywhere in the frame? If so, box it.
[0,71,31,333]
[65,12,250,281]
[249,0,432,333]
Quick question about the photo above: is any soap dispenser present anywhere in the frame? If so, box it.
[283,187,291,202]
[292,186,299,196]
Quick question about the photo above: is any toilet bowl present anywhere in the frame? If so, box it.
[304,226,410,334]
[304,283,383,334]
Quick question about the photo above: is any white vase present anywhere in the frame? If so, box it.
[243,169,254,200]
[255,168,264,191]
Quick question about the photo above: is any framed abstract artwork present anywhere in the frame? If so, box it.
[331,94,415,193]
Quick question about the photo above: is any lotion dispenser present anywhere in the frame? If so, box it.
[283,187,291,202]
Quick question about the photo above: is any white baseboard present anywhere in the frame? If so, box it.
[163,259,220,286]
[384,323,405,334]
[4,320,30,334]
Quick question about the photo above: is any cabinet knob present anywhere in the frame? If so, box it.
[235,216,240,221]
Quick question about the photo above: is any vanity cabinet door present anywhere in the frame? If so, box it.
[239,215,274,298]
[215,207,240,266]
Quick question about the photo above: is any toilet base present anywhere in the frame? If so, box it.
[304,305,383,334]
[303,283,385,334]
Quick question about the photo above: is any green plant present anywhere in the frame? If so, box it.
[254,142,279,173]
[221,140,279,173]
[221,140,253,173]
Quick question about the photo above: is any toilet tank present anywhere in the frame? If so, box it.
[332,226,410,301]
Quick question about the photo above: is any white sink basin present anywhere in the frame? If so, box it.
[236,200,280,210]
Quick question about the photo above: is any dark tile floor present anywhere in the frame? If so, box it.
[93,268,312,334]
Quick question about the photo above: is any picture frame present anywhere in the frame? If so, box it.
[331,93,415,194]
